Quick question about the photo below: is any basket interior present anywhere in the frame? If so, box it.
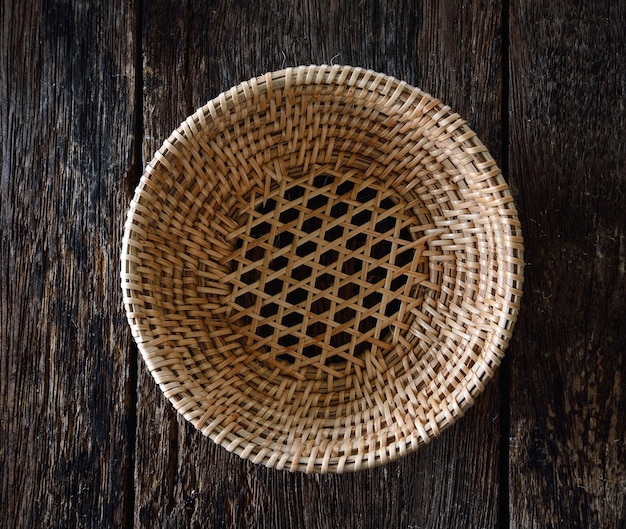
[223,166,429,382]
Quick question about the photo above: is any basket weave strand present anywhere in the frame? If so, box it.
[121,65,524,473]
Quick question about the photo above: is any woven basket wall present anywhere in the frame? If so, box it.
[121,65,524,473]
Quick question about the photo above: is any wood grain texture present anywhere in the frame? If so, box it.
[5,0,623,527]
[136,1,505,528]
[0,1,136,527]
[509,0,626,527]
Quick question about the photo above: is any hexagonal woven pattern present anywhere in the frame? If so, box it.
[224,168,428,379]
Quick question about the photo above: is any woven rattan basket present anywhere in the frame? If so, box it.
[121,65,524,473]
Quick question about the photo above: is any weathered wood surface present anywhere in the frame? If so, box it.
[0,1,137,527]
[0,0,623,528]
[508,1,626,528]
[137,1,504,528]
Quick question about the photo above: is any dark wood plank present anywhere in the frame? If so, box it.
[136,1,506,528]
[0,1,137,526]
[509,1,626,527]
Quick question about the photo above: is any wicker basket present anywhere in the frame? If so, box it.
[121,65,524,473]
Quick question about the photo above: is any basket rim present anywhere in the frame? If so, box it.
[120,64,524,473]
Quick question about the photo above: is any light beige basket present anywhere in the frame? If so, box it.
[121,65,524,473]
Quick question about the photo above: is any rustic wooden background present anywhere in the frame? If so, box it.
[1,0,624,527]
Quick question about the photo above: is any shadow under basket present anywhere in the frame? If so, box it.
[121,65,524,473]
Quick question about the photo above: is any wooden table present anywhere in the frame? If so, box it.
[2,1,624,527]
